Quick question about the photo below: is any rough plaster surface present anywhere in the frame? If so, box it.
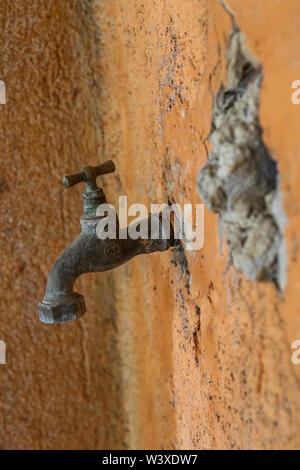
[0,0,125,449]
[0,0,299,450]
[197,5,287,291]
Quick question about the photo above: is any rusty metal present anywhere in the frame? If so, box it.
[38,161,174,324]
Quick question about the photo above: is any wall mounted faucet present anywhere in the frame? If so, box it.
[38,161,174,324]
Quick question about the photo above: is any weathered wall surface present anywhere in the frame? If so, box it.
[0,0,299,449]
[0,0,125,449]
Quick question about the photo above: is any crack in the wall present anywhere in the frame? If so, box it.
[162,150,192,293]
[197,2,287,291]
[171,239,192,293]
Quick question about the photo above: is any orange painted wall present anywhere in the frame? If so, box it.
[0,0,299,449]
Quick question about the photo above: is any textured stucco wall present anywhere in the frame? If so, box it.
[0,0,299,450]
[0,0,125,449]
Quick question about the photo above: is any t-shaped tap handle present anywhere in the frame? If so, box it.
[62,160,115,192]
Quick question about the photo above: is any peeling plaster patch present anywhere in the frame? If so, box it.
[197,5,287,291]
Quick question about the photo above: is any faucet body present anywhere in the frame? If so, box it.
[38,162,173,324]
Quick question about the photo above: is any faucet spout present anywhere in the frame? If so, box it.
[38,213,173,324]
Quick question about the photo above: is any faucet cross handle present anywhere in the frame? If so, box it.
[62,160,116,192]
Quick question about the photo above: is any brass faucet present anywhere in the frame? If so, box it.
[38,161,173,324]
